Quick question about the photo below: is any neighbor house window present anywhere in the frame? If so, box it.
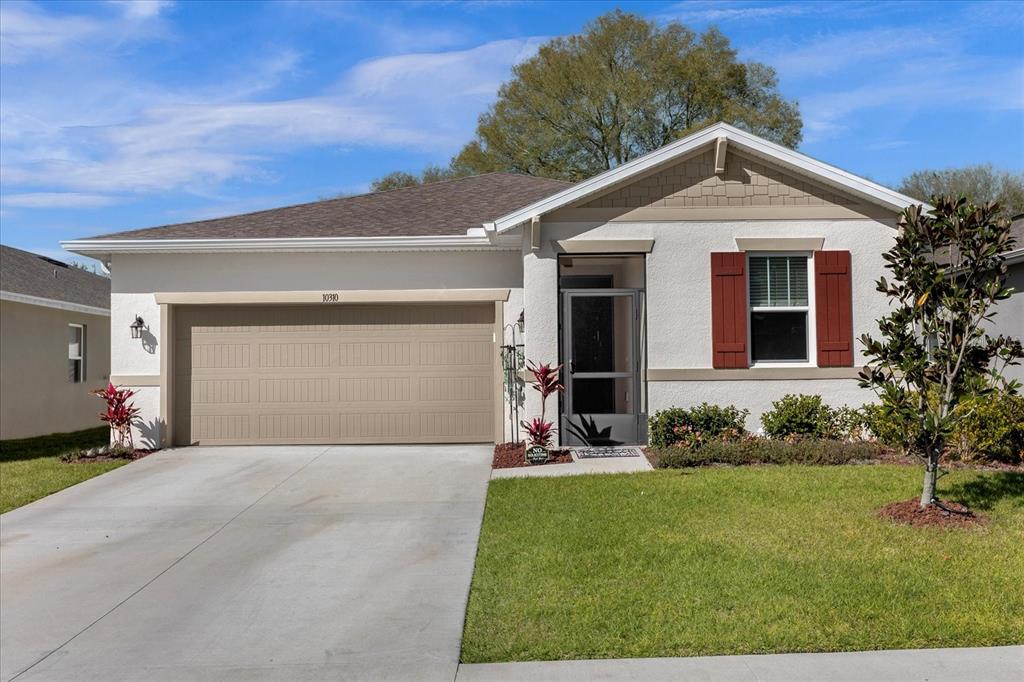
[68,324,85,383]
[748,255,809,363]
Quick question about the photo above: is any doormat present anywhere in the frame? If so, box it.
[572,446,643,459]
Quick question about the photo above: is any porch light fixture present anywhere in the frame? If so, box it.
[130,315,145,339]
[517,310,525,333]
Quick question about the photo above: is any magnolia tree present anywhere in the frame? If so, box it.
[521,361,564,447]
[859,197,1021,508]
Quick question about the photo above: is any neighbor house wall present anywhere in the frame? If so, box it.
[990,261,1024,385]
[521,218,897,434]
[0,300,110,439]
[108,250,523,446]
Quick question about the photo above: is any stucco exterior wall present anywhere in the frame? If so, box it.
[108,250,523,445]
[0,300,110,439]
[990,262,1024,385]
[522,218,897,434]
[649,379,869,434]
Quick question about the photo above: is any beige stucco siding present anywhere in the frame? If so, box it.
[989,262,1024,385]
[522,218,897,432]
[0,300,110,439]
[108,250,522,445]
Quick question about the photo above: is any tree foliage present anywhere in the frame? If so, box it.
[859,197,1021,507]
[368,165,470,192]
[898,165,1024,217]
[451,10,801,181]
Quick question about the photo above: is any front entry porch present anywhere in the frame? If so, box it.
[558,255,647,446]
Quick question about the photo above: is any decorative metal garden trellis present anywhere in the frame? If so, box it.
[500,312,526,443]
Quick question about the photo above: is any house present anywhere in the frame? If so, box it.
[62,123,923,448]
[993,213,1024,385]
[0,245,111,440]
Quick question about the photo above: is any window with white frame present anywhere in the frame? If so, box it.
[68,324,85,383]
[748,254,810,363]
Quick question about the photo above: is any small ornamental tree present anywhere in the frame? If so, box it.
[521,361,564,447]
[92,383,141,449]
[859,197,1022,508]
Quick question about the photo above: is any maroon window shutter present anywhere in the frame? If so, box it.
[814,250,853,367]
[710,252,748,369]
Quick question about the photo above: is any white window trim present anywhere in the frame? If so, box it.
[747,251,817,368]
[69,323,85,383]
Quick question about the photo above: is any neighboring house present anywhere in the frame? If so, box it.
[63,123,923,448]
[992,214,1024,385]
[0,245,111,440]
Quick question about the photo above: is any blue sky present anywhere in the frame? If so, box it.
[1,0,1022,266]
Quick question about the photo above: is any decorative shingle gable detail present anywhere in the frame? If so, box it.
[582,149,857,210]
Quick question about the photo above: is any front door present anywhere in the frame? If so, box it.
[561,290,642,446]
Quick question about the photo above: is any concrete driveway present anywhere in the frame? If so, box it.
[0,444,493,681]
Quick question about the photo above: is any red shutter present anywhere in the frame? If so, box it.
[814,250,853,367]
[710,252,748,369]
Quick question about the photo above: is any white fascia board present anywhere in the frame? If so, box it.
[0,290,110,317]
[61,234,518,258]
[490,122,926,233]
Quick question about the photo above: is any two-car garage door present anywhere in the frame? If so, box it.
[173,303,497,445]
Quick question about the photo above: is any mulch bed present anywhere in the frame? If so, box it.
[65,448,158,464]
[877,498,988,529]
[493,442,573,469]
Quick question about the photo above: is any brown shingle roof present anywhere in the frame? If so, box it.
[86,173,572,241]
[0,245,110,309]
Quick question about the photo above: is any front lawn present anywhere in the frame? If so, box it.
[462,465,1024,662]
[0,427,125,514]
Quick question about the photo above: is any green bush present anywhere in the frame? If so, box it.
[861,388,1024,463]
[648,403,748,448]
[861,402,917,453]
[760,394,839,439]
[950,391,1024,463]
[650,438,887,468]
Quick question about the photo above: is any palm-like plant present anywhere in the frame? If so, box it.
[521,361,565,446]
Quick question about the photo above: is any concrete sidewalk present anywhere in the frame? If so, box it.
[456,645,1023,681]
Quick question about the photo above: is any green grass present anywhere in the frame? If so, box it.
[0,427,125,514]
[462,465,1024,662]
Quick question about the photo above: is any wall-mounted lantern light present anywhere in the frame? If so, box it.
[517,310,525,334]
[130,315,145,339]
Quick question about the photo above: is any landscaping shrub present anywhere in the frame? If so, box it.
[761,394,841,439]
[862,389,1024,463]
[949,391,1024,463]
[651,437,887,468]
[648,403,748,448]
[862,402,918,454]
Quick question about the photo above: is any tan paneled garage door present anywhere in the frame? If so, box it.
[173,304,496,445]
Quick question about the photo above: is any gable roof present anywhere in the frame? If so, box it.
[83,173,571,242]
[0,245,110,310]
[487,122,924,233]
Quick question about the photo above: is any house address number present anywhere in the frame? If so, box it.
[322,292,340,302]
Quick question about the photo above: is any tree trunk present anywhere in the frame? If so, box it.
[920,455,939,507]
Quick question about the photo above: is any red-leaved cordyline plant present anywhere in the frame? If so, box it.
[522,417,555,447]
[520,361,565,446]
[92,383,141,449]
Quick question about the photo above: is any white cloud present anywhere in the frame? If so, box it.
[658,0,859,25]
[800,60,1024,142]
[1,1,543,199]
[0,2,99,64]
[1,192,120,208]
[0,0,172,64]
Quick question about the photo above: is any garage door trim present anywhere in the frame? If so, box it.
[158,297,504,447]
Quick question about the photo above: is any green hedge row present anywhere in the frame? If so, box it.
[651,438,887,468]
